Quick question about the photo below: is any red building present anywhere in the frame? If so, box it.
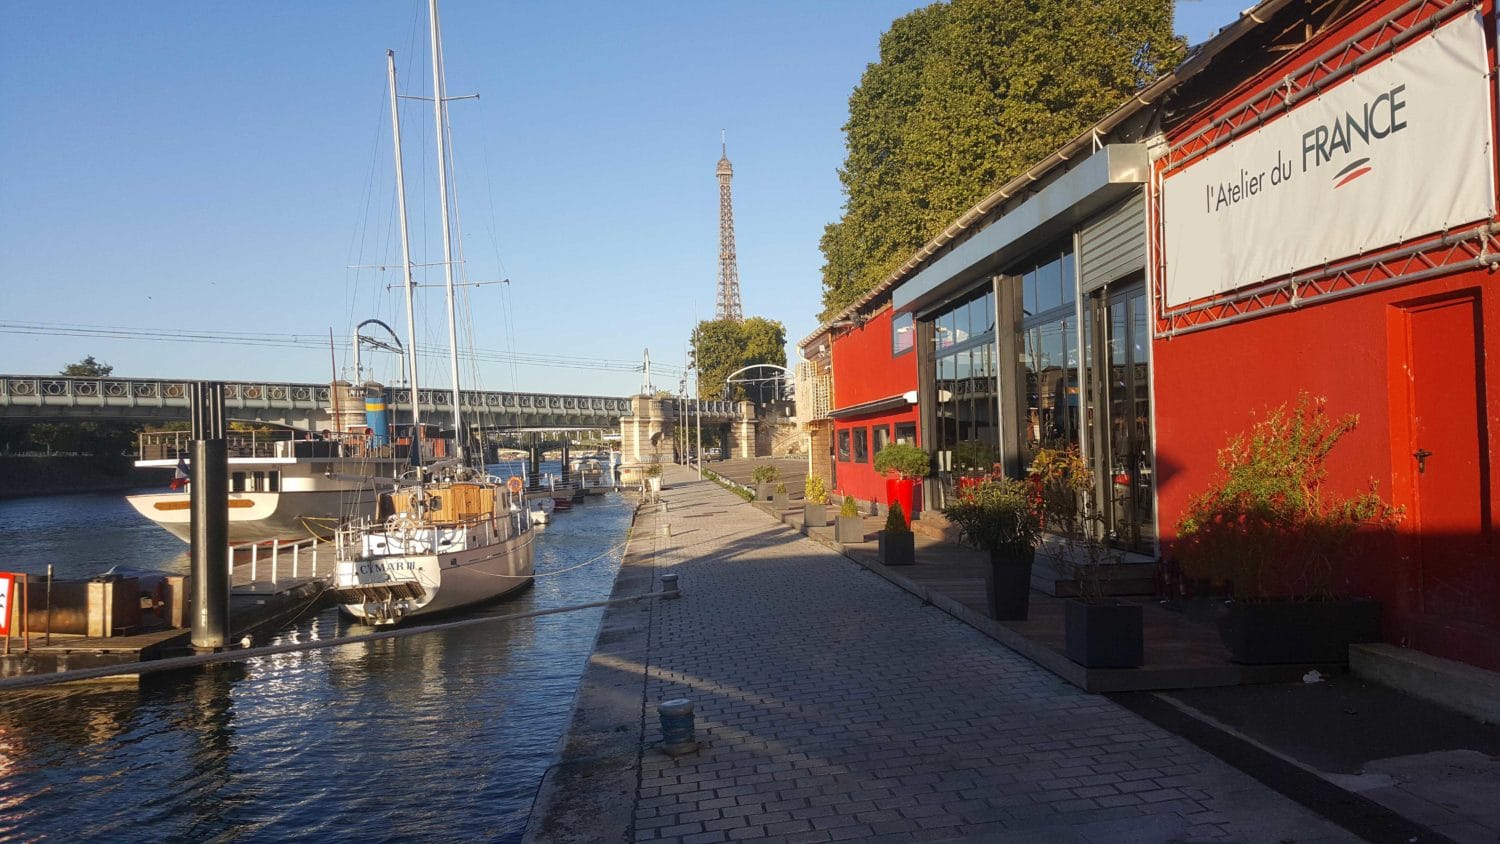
[803,297,921,514]
[1151,0,1499,669]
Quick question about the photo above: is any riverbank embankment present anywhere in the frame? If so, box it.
[526,465,1347,842]
[0,455,157,499]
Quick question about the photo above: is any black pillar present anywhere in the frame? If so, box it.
[189,382,230,650]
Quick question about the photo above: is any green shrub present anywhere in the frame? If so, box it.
[872,443,930,479]
[940,476,1039,556]
[839,496,860,518]
[1175,393,1401,600]
[884,501,910,533]
[775,482,787,494]
[751,464,779,484]
[804,474,830,504]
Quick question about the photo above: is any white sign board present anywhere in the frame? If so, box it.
[1162,12,1496,308]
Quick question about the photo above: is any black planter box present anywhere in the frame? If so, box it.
[1218,598,1381,664]
[803,502,828,527]
[878,531,915,565]
[1065,599,1144,668]
[986,548,1034,621]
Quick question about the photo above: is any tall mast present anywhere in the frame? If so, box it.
[386,49,424,464]
[429,0,466,463]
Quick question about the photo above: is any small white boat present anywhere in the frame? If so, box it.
[528,496,554,525]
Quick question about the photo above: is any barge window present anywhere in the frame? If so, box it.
[895,423,916,445]
[892,312,915,356]
[837,430,851,462]
[230,472,246,492]
[873,425,890,454]
[853,428,869,463]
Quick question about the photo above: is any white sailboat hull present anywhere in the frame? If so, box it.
[334,513,535,624]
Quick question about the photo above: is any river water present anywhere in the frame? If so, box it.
[0,465,633,842]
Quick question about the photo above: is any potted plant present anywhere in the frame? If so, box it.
[941,474,1040,620]
[772,481,790,508]
[878,501,915,565]
[641,461,663,498]
[803,474,831,527]
[873,443,929,520]
[1030,447,1141,668]
[834,495,865,544]
[1174,394,1401,664]
[751,464,779,502]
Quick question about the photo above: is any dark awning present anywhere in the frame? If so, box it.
[827,393,915,420]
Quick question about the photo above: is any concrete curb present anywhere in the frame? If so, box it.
[525,504,657,844]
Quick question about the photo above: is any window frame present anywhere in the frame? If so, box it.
[892,312,915,357]
[853,428,869,463]
[837,429,851,462]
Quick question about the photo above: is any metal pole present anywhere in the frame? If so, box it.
[696,397,703,478]
[387,49,424,465]
[190,382,230,650]
[428,0,465,463]
[44,563,52,646]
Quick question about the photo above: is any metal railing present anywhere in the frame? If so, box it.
[233,536,325,586]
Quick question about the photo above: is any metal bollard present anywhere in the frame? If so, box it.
[658,698,698,756]
[661,573,681,599]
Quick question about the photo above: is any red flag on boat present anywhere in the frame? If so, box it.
[169,456,190,491]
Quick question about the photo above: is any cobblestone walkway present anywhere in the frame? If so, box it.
[620,469,1354,842]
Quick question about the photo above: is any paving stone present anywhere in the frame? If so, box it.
[553,471,1361,844]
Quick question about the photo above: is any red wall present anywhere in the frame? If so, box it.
[830,306,920,507]
[1153,0,1500,669]
[831,308,916,407]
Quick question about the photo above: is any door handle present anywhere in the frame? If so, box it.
[1414,448,1433,474]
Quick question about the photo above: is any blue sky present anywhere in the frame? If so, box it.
[1,1,1247,398]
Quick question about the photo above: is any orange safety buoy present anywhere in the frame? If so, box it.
[506,475,524,495]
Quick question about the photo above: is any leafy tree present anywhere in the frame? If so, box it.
[47,356,136,460]
[62,355,113,377]
[691,317,787,401]
[819,0,1184,319]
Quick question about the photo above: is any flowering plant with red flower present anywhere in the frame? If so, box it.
[1175,394,1402,600]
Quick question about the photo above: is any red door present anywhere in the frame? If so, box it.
[1397,292,1496,666]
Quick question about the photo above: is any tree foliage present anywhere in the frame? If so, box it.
[63,355,113,377]
[691,317,787,401]
[819,0,1184,319]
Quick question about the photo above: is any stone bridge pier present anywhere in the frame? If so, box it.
[618,396,757,482]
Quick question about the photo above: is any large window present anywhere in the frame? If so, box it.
[837,430,851,462]
[929,286,998,504]
[873,424,891,454]
[1019,243,1081,468]
[853,428,869,463]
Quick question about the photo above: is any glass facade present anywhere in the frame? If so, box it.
[930,287,998,504]
[1084,283,1154,550]
[1020,244,1081,468]
[917,233,1155,552]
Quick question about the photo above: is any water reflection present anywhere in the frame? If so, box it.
[0,488,631,842]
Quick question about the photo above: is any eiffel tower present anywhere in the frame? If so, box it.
[715,132,743,322]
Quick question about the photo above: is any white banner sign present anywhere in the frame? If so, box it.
[1162,12,1496,308]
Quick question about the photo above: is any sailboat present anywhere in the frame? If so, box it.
[329,0,535,625]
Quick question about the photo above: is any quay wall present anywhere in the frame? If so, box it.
[0,456,157,499]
